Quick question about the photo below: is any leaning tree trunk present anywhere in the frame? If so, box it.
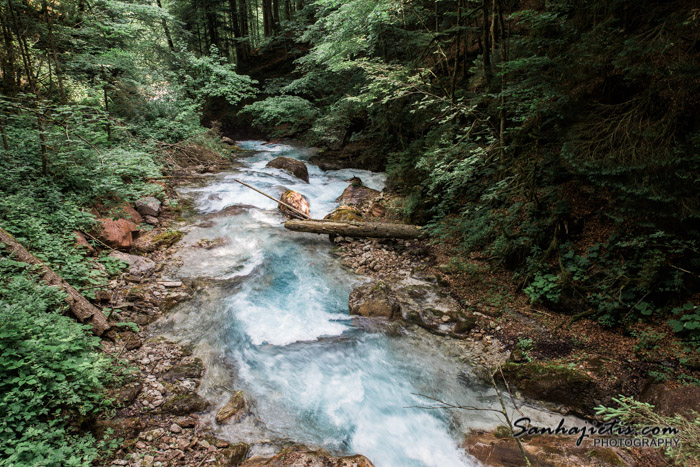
[0,227,111,335]
[284,220,422,239]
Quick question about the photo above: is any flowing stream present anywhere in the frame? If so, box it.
[154,141,564,467]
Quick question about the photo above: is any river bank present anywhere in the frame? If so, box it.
[95,139,689,466]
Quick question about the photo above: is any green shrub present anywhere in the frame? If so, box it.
[0,258,119,466]
[242,95,320,135]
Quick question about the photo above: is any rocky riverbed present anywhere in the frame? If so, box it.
[94,139,685,467]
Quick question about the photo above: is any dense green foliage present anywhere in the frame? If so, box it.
[0,255,118,465]
[0,0,255,462]
[1,0,698,460]
[235,0,699,337]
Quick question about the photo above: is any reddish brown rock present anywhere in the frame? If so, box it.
[73,231,95,256]
[96,218,140,250]
[107,204,143,224]
[279,190,310,219]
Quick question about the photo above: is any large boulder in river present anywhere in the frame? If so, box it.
[336,180,380,212]
[96,218,140,250]
[279,190,310,219]
[135,196,162,217]
[349,277,470,337]
[349,281,399,318]
[266,157,309,183]
[241,446,374,467]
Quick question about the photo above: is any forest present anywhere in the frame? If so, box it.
[0,0,698,465]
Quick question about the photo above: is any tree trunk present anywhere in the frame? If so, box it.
[272,0,279,30]
[238,0,250,56]
[284,0,291,19]
[0,227,111,335]
[284,220,422,239]
[156,0,175,52]
[43,0,66,103]
[262,0,273,37]
[0,8,17,94]
[36,112,48,175]
[0,115,9,153]
[481,0,491,85]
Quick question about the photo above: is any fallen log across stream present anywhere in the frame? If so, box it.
[0,227,111,335]
[284,219,422,239]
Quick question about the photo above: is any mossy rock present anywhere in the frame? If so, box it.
[500,362,601,416]
[152,230,185,248]
[324,206,362,222]
[215,443,250,466]
[161,393,209,416]
[493,425,512,439]
[162,358,204,382]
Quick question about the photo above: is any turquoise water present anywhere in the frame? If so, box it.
[161,141,504,466]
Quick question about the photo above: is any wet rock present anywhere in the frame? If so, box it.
[109,251,156,277]
[216,443,250,466]
[324,206,362,222]
[279,190,310,219]
[162,358,204,382]
[500,362,601,416]
[241,446,374,467]
[96,218,140,250]
[336,183,380,212]
[348,278,465,335]
[195,237,230,249]
[161,393,209,416]
[135,196,162,217]
[640,383,700,420]
[463,430,631,466]
[215,390,246,424]
[151,230,185,249]
[349,281,399,319]
[266,157,309,182]
[73,231,96,255]
[221,136,236,145]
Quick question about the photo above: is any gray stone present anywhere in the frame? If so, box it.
[144,215,159,225]
[109,251,156,277]
[135,197,162,217]
[348,277,465,336]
